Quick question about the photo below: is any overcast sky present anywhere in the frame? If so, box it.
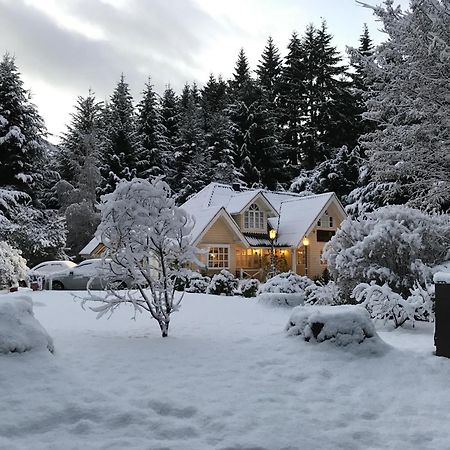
[0,0,410,142]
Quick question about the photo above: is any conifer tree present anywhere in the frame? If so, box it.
[0,53,47,193]
[256,36,282,104]
[136,78,168,179]
[58,89,103,204]
[201,75,237,184]
[100,74,138,195]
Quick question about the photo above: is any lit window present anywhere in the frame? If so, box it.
[329,216,334,227]
[208,247,229,269]
[244,204,264,229]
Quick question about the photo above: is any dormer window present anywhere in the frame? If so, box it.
[244,203,264,229]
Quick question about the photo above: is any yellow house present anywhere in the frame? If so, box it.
[80,182,346,280]
[182,183,347,280]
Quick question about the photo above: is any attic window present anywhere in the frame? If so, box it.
[329,216,334,227]
[244,203,264,229]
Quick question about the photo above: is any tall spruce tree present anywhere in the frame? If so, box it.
[136,78,168,179]
[58,89,103,205]
[0,54,47,193]
[100,74,137,195]
[278,32,306,175]
[349,0,450,212]
[201,75,237,184]
[256,36,282,104]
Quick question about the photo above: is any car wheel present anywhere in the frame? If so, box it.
[52,281,64,290]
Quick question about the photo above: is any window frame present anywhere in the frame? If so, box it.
[207,245,230,269]
[244,203,265,230]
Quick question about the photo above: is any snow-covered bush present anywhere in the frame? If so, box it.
[83,178,196,338]
[286,305,385,350]
[325,206,450,298]
[0,295,54,353]
[239,278,260,298]
[207,270,238,296]
[0,241,28,288]
[257,292,305,308]
[305,281,343,306]
[259,271,314,294]
[352,282,434,328]
[185,274,211,294]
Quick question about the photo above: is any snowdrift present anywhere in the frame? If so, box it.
[0,294,54,354]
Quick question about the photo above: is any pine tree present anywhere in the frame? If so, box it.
[353,0,450,211]
[100,74,137,195]
[278,32,306,174]
[0,54,47,193]
[58,89,103,205]
[256,36,282,104]
[136,78,168,179]
[201,75,237,184]
[175,84,207,201]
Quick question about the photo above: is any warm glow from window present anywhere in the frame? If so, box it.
[208,247,229,269]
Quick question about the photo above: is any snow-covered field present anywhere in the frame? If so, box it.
[1,290,450,450]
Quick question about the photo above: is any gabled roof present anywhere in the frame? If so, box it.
[268,192,340,247]
[80,237,101,256]
[183,183,346,248]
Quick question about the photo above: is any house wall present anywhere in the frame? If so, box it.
[196,216,242,276]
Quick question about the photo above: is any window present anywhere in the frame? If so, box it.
[317,218,322,227]
[317,230,335,242]
[329,216,334,227]
[244,203,264,229]
[208,246,229,269]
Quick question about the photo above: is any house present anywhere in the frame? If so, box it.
[181,183,346,280]
[80,182,347,280]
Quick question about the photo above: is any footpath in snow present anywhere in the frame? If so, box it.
[1,290,449,450]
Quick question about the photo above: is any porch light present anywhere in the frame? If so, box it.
[302,236,310,247]
[269,229,277,241]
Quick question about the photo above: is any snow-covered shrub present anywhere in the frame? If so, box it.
[175,269,210,293]
[207,270,238,296]
[286,305,385,350]
[185,274,211,294]
[0,295,54,353]
[0,241,28,288]
[305,281,343,306]
[352,282,434,328]
[257,292,305,308]
[239,278,260,298]
[325,206,450,298]
[259,271,314,294]
[83,178,196,338]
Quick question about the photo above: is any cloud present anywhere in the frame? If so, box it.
[0,0,224,97]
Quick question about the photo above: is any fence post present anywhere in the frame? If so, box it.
[433,272,450,358]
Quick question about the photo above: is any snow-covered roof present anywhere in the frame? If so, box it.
[79,237,101,256]
[182,183,343,248]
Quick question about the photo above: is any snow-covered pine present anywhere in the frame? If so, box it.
[84,177,196,337]
[0,53,47,193]
[351,0,450,211]
[135,79,169,179]
[99,74,138,196]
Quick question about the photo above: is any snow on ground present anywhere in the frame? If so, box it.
[1,290,450,450]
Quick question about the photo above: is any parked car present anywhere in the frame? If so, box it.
[46,259,133,290]
[28,260,77,286]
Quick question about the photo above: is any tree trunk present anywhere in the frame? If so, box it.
[159,320,169,338]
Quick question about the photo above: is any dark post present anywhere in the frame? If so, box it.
[434,279,450,358]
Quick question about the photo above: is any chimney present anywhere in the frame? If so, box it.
[232,182,241,192]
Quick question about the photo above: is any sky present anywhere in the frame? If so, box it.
[0,0,410,143]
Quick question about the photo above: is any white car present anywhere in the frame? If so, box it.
[47,259,133,290]
[28,260,77,285]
